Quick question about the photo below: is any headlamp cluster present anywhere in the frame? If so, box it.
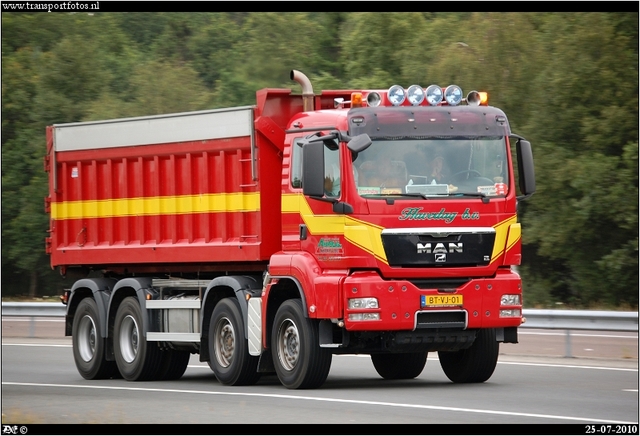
[363,85,487,108]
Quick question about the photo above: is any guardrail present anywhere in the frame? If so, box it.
[2,303,638,357]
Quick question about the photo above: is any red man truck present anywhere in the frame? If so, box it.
[46,70,535,389]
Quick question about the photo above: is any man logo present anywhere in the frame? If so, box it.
[417,242,463,254]
[435,253,446,262]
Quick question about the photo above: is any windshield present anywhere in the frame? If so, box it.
[352,137,508,198]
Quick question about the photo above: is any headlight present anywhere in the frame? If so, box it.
[407,85,425,106]
[444,85,463,106]
[387,85,406,106]
[501,294,521,306]
[348,297,379,309]
[425,84,443,106]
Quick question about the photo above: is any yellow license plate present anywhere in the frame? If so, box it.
[421,295,463,307]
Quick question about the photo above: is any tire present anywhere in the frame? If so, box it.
[371,352,427,380]
[72,298,118,380]
[271,299,332,389]
[207,298,261,386]
[438,328,499,383]
[158,349,191,380]
[113,297,162,381]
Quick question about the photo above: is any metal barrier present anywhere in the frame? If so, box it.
[2,303,638,357]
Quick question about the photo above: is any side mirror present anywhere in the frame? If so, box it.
[302,140,326,197]
[516,139,536,199]
[347,133,372,154]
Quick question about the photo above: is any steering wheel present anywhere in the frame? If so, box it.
[448,170,482,182]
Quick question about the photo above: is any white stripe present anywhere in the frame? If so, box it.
[2,381,636,424]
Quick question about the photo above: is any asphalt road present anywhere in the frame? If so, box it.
[1,317,638,429]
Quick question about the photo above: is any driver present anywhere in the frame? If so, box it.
[428,155,447,184]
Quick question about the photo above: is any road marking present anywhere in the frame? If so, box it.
[1,343,71,347]
[1,318,64,322]
[519,331,638,339]
[2,381,636,424]
[494,361,638,372]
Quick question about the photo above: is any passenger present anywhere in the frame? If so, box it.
[359,151,407,190]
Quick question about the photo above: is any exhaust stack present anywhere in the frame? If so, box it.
[290,70,314,112]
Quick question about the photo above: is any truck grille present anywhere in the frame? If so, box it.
[381,227,495,267]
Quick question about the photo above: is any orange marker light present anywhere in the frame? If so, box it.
[351,92,363,108]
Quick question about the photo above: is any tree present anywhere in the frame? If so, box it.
[520,13,639,307]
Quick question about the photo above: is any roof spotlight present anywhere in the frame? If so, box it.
[367,91,381,107]
[444,85,463,106]
[425,85,443,106]
[387,85,406,106]
[407,85,425,106]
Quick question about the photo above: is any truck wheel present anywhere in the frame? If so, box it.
[113,297,162,381]
[208,298,260,385]
[158,349,191,380]
[371,352,427,380]
[72,297,118,380]
[438,328,499,383]
[271,299,332,389]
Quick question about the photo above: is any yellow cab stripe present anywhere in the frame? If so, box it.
[283,193,518,265]
[491,215,518,262]
[51,192,261,220]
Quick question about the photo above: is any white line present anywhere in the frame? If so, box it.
[2,318,64,323]
[495,361,638,372]
[519,331,638,339]
[1,343,71,347]
[623,389,638,392]
[2,381,636,424]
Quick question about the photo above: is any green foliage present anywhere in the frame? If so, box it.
[1,12,637,308]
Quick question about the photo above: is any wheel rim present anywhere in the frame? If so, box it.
[214,316,235,368]
[77,314,97,362]
[119,314,139,364]
[277,318,299,371]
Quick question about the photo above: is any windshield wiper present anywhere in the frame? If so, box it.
[452,192,490,203]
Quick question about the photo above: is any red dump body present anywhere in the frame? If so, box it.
[45,90,304,274]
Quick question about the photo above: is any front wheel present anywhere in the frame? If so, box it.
[158,349,191,380]
[438,328,499,383]
[271,299,332,389]
[207,298,260,386]
[113,297,162,381]
[371,352,427,380]
[72,298,118,380]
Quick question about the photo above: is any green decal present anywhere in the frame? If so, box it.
[316,237,344,261]
[461,208,480,220]
[399,207,457,224]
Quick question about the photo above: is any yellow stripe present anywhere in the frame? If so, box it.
[505,223,521,252]
[283,194,388,262]
[284,193,518,265]
[491,215,518,262]
[51,192,260,220]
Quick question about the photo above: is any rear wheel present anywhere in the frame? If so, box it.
[371,352,427,380]
[271,299,332,389]
[208,298,260,385]
[114,297,162,381]
[72,298,118,380]
[438,328,499,383]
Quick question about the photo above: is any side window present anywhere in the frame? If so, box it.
[324,147,341,197]
[291,138,303,188]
